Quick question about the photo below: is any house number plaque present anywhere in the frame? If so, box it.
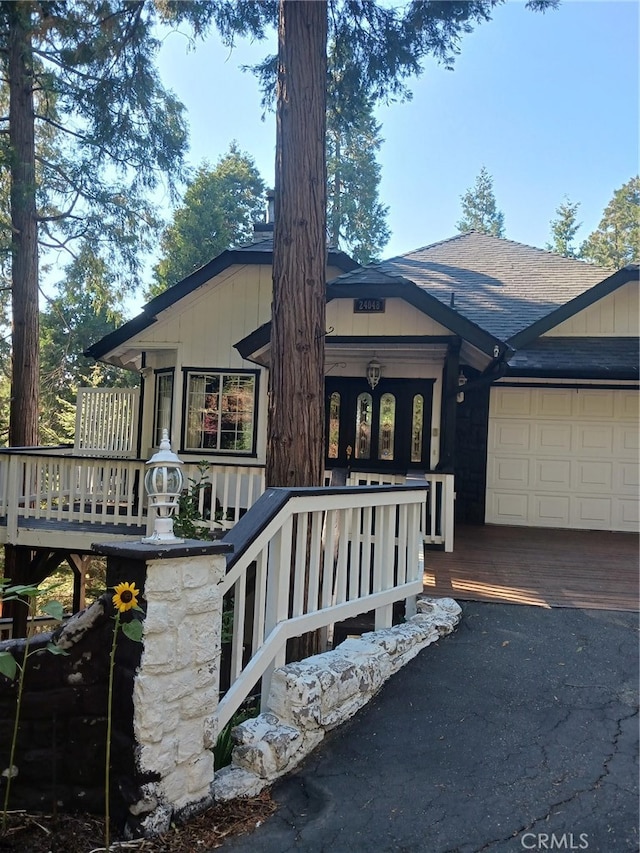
[353,298,385,313]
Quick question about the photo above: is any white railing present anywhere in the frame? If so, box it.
[333,470,455,552]
[74,387,140,458]
[180,462,266,533]
[0,614,71,641]
[0,451,454,552]
[0,452,147,539]
[216,484,426,731]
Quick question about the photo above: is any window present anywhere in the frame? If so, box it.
[328,392,340,459]
[154,371,174,447]
[411,394,424,463]
[185,371,257,453]
[378,393,396,460]
[355,392,372,460]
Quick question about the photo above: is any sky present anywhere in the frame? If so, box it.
[153,0,639,265]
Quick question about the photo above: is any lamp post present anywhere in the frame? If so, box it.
[142,429,184,543]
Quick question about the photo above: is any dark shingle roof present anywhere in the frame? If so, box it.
[333,232,612,341]
[506,337,639,379]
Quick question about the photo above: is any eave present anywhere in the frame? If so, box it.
[85,245,360,364]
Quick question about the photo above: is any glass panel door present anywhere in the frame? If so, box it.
[325,378,434,472]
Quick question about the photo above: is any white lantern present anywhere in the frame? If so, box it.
[142,430,184,543]
[366,359,381,390]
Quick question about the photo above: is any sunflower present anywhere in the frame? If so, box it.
[112,581,140,613]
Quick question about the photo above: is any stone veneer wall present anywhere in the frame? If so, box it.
[125,549,227,837]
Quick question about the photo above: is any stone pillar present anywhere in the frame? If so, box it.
[95,539,233,838]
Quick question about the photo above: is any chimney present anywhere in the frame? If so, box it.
[253,189,275,239]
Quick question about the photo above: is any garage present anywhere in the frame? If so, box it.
[485,385,639,532]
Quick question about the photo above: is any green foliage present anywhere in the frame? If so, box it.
[0,1,194,285]
[121,619,144,643]
[249,2,558,109]
[213,699,260,771]
[150,144,265,296]
[579,176,640,269]
[327,69,390,264]
[221,604,234,645]
[173,462,218,540]
[39,244,138,444]
[456,166,505,237]
[0,0,227,446]
[546,197,582,258]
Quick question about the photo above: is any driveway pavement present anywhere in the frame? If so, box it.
[222,602,639,853]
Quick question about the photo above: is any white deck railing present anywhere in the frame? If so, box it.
[216,484,427,731]
[74,387,140,457]
[0,452,454,550]
[0,451,147,540]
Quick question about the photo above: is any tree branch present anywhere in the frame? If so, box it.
[37,190,82,223]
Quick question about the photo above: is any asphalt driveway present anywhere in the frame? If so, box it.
[222,602,639,853]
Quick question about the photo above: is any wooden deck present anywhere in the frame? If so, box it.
[424,524,639,611]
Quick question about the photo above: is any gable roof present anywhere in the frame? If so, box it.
[325,273,506,358]
[85,237,359,361]
[234,265,510,363]
[508,264,639,349]
[332,232,612,342]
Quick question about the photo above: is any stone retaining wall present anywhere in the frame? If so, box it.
[213,597,462,802]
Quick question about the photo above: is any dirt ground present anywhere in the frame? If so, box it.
[0,791,275,852]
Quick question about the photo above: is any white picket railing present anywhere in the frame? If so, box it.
[74,387,140,457]
[0,452,147,540]
[180,462,266,533]
[216,484,427,731]
[0,452,454,550]
[341,470,454,552]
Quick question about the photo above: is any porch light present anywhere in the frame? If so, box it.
[366,359,381,390]
[142,429,184,543]
[457,370,468,404]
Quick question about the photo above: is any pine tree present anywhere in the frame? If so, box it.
[580,177,640,268]
[151,144,265,297]
[326,78,389,264]
[546,198,581,257]
[0,0,223,447]
[39,246,135,444]
[456,166,505,237]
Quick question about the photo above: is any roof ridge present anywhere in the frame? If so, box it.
[385,231,613,273]
[385,232,471,261]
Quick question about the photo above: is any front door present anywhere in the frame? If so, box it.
[325,377,434,472]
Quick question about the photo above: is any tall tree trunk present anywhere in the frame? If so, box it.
[266,0,328,489]
[8,2,39,448]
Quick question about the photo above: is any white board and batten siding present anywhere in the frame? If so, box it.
[486,386,639,532]
[546,280,639,337]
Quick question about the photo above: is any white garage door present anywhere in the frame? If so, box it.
[486,387,639,532]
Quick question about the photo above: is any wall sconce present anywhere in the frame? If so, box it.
[142,429,184,543]
[366,359,381,390]
[457,370,467,404]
